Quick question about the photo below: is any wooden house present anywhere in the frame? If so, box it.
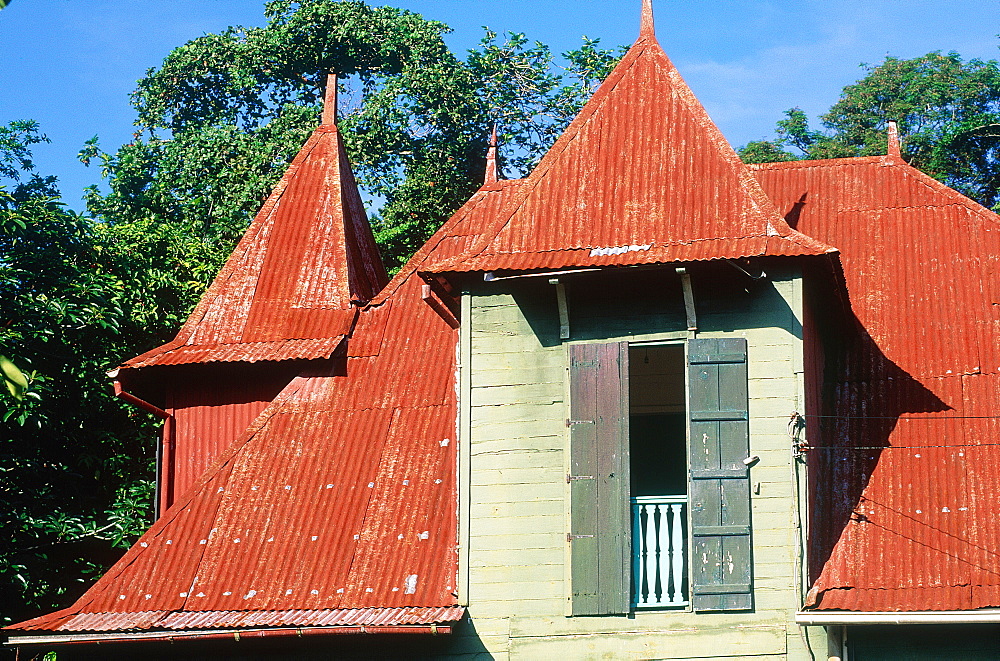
[7,2,1000,659]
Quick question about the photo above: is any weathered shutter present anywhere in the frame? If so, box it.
[568,342,631,615]
[688,337,753,611]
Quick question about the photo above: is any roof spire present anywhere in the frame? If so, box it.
[484,124,499,185]
[322,71,338,127]
[640,0,655,38]
[887,119,902,159]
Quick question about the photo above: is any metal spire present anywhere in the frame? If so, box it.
[887,120,902,159]
[322,72,338,126]
[640,0,655,38]
[484,124,499,185]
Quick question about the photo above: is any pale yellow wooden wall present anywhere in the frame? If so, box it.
[444,265,827,660]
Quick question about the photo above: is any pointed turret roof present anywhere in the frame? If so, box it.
[425,3,834,274]
[124,76,388,369]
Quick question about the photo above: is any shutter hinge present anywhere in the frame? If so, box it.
[567,533,595,541]
[566,474,596,483]
[566,419,595,426]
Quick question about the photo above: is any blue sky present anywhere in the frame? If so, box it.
[2,0,1000,211]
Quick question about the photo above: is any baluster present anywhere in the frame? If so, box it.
[644,503,658,605]
[632,501,642,606]
[656,505,670,604]
[670,502,685,604]
[631,497,688,608]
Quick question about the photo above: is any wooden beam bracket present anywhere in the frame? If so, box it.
[422,284,460,329]
[549,278,570,339]
[676,267,698,333]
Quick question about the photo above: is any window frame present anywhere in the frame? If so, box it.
[567,337,753,615]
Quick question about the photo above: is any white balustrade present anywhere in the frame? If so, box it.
[631,495,688,608]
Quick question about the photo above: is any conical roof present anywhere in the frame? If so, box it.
[124,115,388,369]
[425,6,834,274]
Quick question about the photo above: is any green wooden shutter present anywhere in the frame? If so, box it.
[688,337,753,611]
[569,342,631,615]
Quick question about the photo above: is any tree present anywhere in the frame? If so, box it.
[3,2,622,624]
[81,0,623,350]
[0,122,155,625]
[740,52,1000,209]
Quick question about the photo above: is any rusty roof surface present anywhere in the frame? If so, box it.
[123,122,386,370]
[752,154,1000,612]
[16,608,464,633]
[6,181,515,635]
[423,29,834,276]
[124,336,351,369]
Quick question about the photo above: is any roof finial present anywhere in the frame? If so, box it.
[887,119,901,159]
[322,71,338,127]
[640,0,655,38]
[484,124,499,185]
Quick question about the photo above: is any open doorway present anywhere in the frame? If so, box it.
[629,343,688,607]
[629,344,686,497]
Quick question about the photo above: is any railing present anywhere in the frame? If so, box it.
[632,495,688,608]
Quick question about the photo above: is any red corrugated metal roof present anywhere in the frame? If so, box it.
[752,154,1000,612]
[19,4,1000,636]
[125,336,350,368]
[12,282,459,632]
[6,175,514,636]
[123,122,386,370]
[14,607,464,633]
[423,32,834,276]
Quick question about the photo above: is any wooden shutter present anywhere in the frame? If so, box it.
[688,337,753,611]
[568,342,631,615]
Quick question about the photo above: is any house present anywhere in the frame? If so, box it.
[6,2,1000,658]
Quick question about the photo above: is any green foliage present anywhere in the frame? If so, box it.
[737,139,797,164]
[0,355,28,401]
[3,2,622,626]
[743,52,1000,208]
[0,123,155,625]
[468,31,625,176]
[82,0,623,321]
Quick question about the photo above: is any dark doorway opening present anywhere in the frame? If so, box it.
[629,344,686,497]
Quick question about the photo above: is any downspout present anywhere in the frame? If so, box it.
[827,624,845,661]
[108,369,172,517]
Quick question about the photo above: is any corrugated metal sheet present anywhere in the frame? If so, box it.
[123,123,385,370]
[753,155,1000,612]
[13,280,460,631]
[164,367,302,507]
[24,7,1000,637]
[125,336,349,368]
[7,165,520,635]
[17,607,464,633]
[422,33,834,276]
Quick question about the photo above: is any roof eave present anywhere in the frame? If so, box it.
[6,622,459,648]
[795,609,1000,625]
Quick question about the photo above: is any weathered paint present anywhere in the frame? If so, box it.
[424,15,834,276]
[754,156,1000,612]
[9,150,525,639]
[122,117,386,371]
[162,364,300,508]
[13,276,462,635]
[459,263,818,659]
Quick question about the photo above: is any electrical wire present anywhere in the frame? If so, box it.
[769,414,1000,420]
[806,444,1000,450]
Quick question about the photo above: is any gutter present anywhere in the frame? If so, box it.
[796,610,1000,625]
[7,624,452,647]
[108,369,169,419]
[108,368,172,516]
